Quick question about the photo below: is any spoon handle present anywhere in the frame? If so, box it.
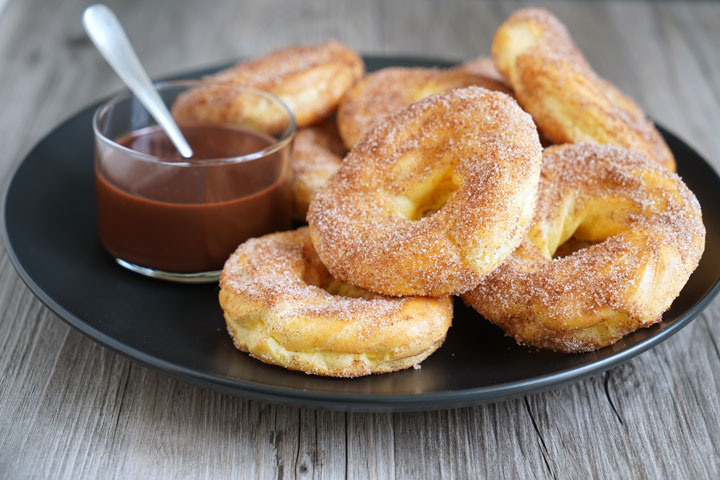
[83,4,194,158]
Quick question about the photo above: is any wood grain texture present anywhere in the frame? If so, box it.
[0,0,719,478]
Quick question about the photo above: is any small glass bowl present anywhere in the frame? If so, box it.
[93,80,296,283]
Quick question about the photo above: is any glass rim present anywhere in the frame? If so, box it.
[92,79,296,167]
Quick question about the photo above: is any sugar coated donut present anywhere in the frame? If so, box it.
[337,60,512,148]
[172,40,364,128]
[219,228,453,377]
[492,8,675,171]
[462,143,705,352]
[291,118,347,220]
[308,87,543,297]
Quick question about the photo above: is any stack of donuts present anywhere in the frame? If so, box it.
[183,8,706,377]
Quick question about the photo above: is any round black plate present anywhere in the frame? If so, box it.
[4,56,720,411]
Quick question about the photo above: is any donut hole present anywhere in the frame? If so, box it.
[545,197,633,259]
[302,264,373,299]
[322,279,374,298]
[392,165,460,220]
[415,81,453,101]
[552,237,596,259]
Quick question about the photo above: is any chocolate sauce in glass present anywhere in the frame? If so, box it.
[96,123,292,273]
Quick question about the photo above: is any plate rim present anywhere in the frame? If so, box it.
[4,55,720,410]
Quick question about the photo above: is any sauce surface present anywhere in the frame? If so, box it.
[96,124,292,273]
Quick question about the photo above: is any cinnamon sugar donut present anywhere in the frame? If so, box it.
[172,40,364,128]
[337,60,512,148]
[291,118,347,220]
[462,144,705,353]
[308,87,543,297]
[219,228,453,377]
[492,8,675,171]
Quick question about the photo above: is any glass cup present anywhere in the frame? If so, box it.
[93,81,295,283]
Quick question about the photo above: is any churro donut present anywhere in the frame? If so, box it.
[308,87,543,297]
[337,60,512,148]
[219,228,453,377]
[462,143,705,353]
[291,118,347,220]
[172,40,364,128]
[492,8,675,171]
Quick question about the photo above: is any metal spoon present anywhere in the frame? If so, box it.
[82,4,194,158]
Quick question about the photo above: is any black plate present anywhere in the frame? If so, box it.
[4,56,720,411]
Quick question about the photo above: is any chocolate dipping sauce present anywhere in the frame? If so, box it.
[96,123,292,273]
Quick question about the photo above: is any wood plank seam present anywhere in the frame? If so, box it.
[603,371,625,425]
[523,397,556,480]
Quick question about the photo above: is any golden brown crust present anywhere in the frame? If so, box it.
[337,60,512,148]
[491,8,675,171]
[172,40,364,128]
[462,143,705,352]
[308,87,543,297]
[291,118,347,220]
[219,228,453,377]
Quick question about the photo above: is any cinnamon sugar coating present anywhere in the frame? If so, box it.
[308,87,543,297]
[291,118,347,220]
[172,40,364,128]
[462,143,705,352]
[219,228,453,377]
[337,59,512,149]
[491,8,675,171]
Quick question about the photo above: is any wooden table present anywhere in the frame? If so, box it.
[1,0,718,477]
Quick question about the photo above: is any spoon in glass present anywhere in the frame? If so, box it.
[82,4,194,158]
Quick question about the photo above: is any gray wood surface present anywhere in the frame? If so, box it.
[1,0,719,478]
